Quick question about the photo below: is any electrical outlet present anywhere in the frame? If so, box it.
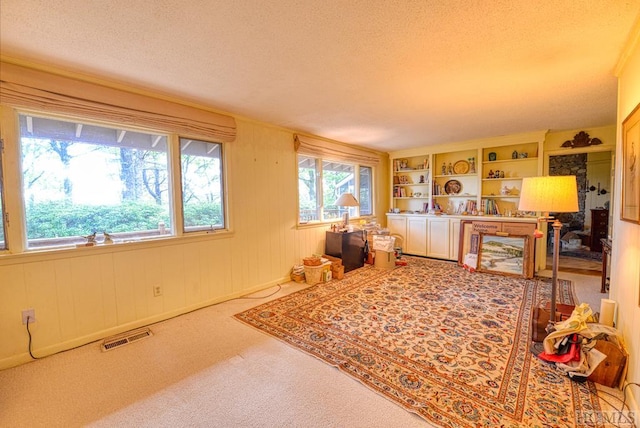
[22,309,35,325]
[153,285,162,297]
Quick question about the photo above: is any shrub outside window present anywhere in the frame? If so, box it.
[19,114,172,248]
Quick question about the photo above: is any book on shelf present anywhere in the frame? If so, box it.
[482,198,501,215]
[393,186,408,198]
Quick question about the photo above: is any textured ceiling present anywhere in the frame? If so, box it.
[1,0,639,152]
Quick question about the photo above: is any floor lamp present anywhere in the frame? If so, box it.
[518,176,579,331]
[335,193,359,227]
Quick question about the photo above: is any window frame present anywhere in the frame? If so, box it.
[297,153,375,225]
[0,137,7,251]
[179,137,226,233]
[0,107,231,255]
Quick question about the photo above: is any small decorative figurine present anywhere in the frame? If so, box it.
[103,231,114,244]
[469,157,476,173]
[441,162,447,175]
[494,170,500,178]
[419,175,425,183]
[512,150,518,159]
[447,162,453,175]
[488,170,494,179]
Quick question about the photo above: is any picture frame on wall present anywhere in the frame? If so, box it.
[477,233,531,278]
[621,102,640,223]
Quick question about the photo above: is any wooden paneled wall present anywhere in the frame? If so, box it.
[0,119,375,369]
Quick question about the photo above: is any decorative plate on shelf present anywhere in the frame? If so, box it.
[453,160,470,174]
[444,179,462,195]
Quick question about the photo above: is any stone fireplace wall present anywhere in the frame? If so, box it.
[549,153,587,231]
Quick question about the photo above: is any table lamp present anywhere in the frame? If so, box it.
[518,175,578,331]
[335,193,359,227]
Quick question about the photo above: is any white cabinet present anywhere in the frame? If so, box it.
[387,215,407,241]
[386,215,461,261]
[426,217,450,259]
[406,217,427,256]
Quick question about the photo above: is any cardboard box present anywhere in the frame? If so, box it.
[374,250,395,269]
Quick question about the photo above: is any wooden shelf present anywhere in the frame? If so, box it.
[394,197,429,200]
[434,173,477,179]
[394,168,429,174]
[433,194,477,198]
[482,157,538,165]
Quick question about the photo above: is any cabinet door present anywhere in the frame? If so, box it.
[406,217,427,256]
[449,219,461,261]
[387,215,407,241]
[427,217,450,259]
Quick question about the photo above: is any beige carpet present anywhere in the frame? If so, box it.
[0,261,615,427]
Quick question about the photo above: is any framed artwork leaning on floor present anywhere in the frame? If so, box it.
[478,233,531,278]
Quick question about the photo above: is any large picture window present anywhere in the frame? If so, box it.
[297,154,374,224]
[11,112,228,251]
[19,114,171,248]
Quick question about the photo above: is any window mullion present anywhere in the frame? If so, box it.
[355,165,361,219]
[316,157,323,221]
[0,106,27,253]
[168,134,183,237]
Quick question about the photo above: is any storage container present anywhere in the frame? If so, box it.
[304,262,332,285]
[374,250,396,269]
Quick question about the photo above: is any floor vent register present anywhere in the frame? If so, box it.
[101,327,153,352]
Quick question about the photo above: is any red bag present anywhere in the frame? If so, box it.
[537,334,581,363]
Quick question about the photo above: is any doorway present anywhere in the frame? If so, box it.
[547,151,612,274]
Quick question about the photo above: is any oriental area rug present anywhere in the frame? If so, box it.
[235,257,603,427]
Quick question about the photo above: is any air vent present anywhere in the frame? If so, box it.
[101,327,152,352]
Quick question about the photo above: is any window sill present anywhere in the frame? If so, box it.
[296,215,376,230]
[0,229,234,266]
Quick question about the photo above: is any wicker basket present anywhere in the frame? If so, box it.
[303,256,322,266]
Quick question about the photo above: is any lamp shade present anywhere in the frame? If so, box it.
[335,193,359,207]
[518,176,579,213]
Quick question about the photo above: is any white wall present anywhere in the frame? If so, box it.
[0,114,389,369]
[612,21,640,411]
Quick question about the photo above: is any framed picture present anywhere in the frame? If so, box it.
[621,103,640,223]
[458,218,538,275]
[477,233,531,278]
